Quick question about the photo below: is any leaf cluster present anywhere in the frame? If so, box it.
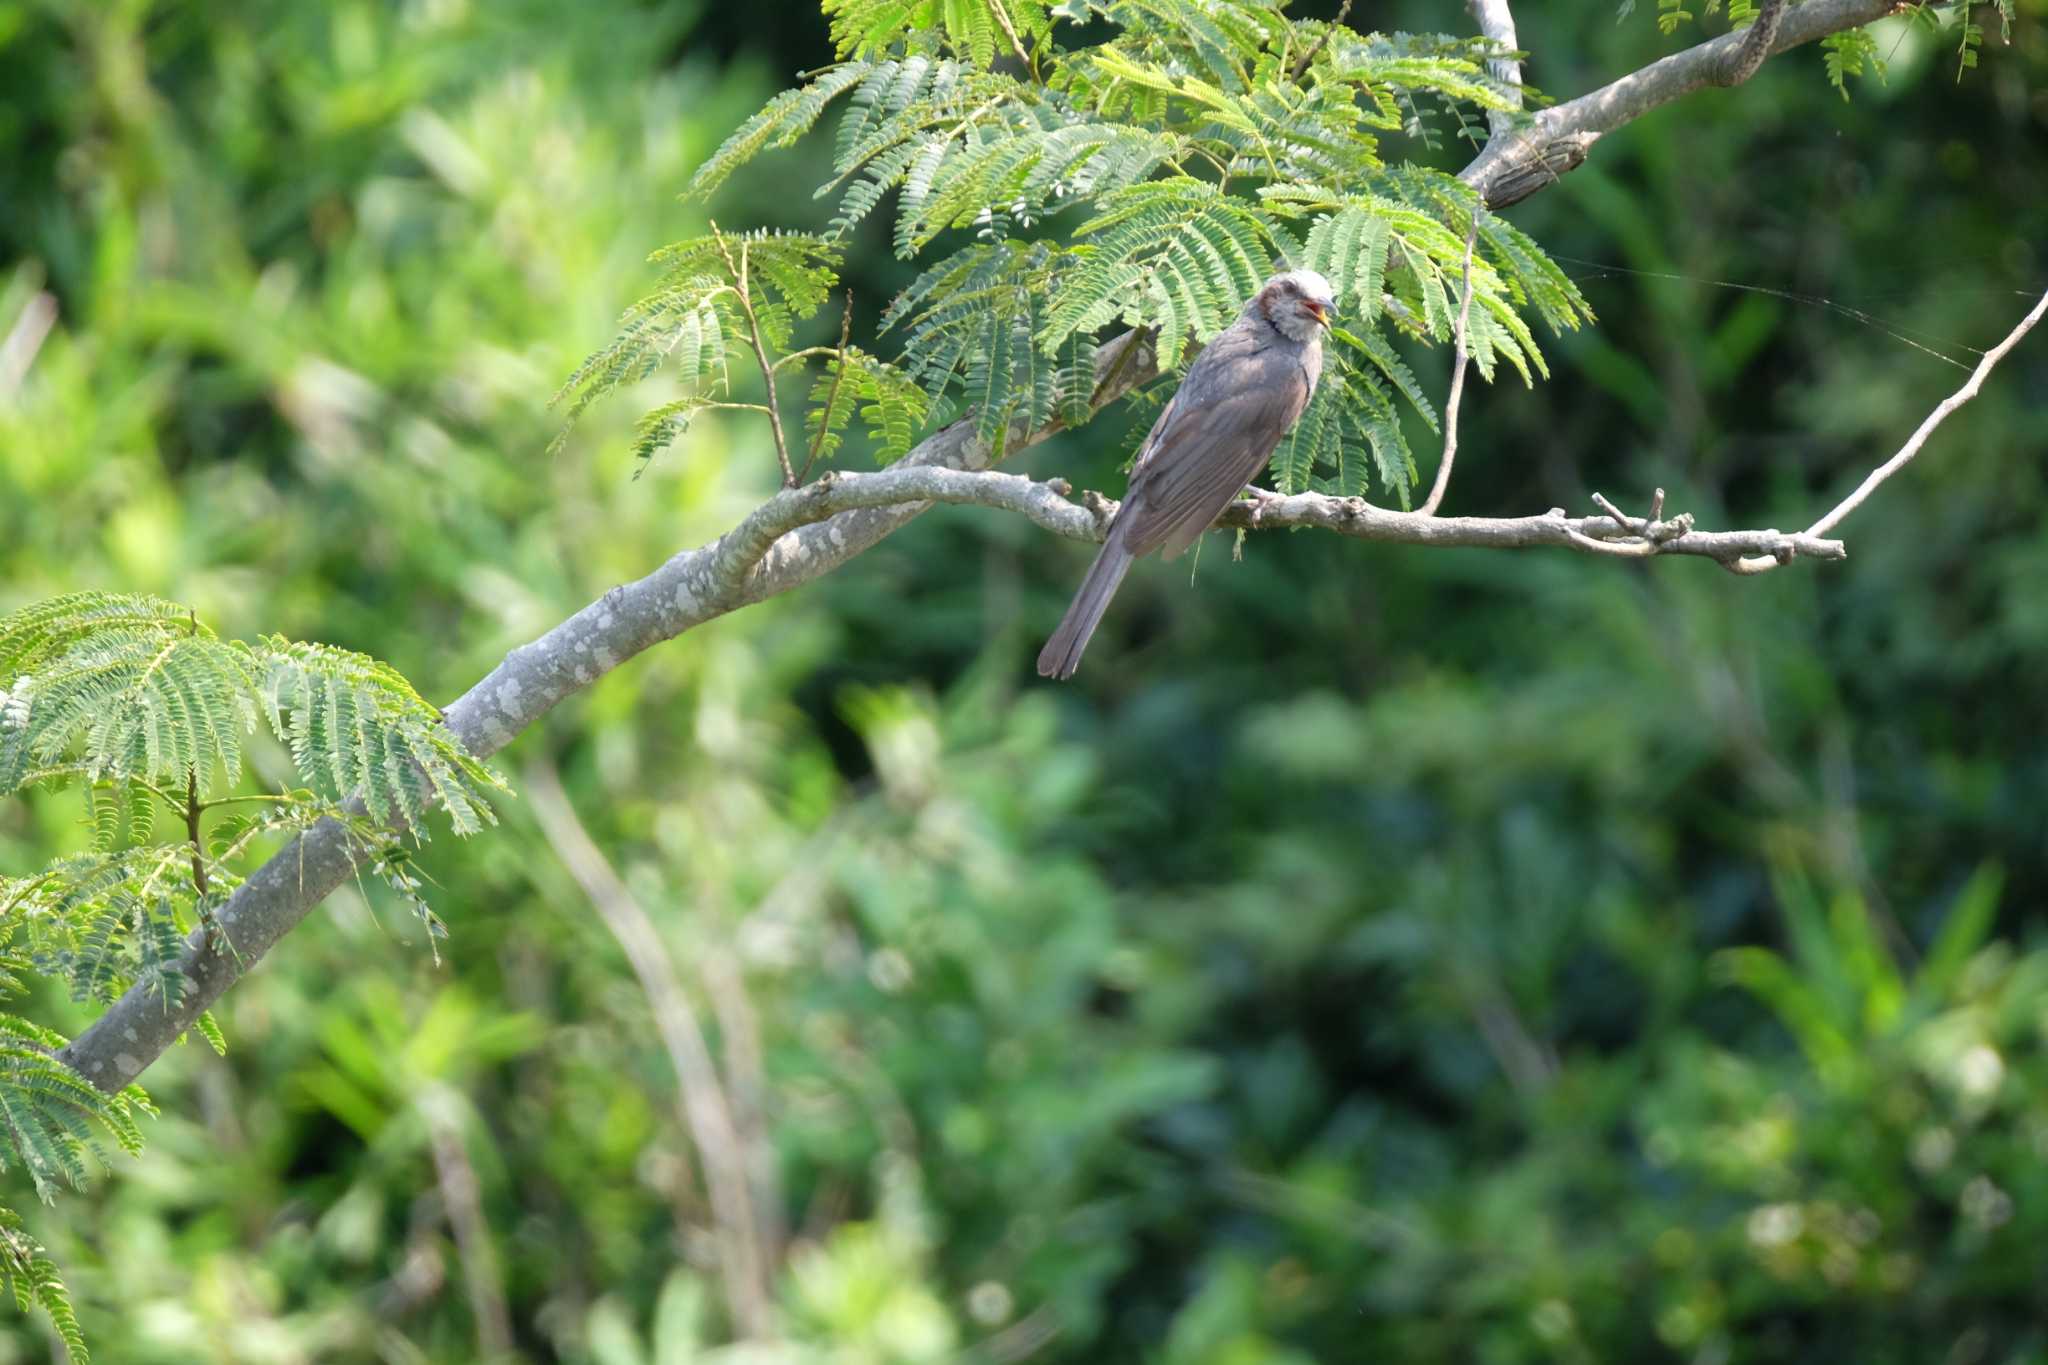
[0,1206,94,1362]
[0,591,511,1354]
[0,593,505,1003]
[1,593,503,843]
[569,0,1594,501]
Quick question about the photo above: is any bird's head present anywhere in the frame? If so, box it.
[1253,269,1337,342]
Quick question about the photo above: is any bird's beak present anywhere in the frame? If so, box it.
[1307,299,1332,328]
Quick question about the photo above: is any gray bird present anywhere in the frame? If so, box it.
[1037,268,1336,680]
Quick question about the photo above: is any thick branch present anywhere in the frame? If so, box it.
[1459,0,1914,208]
[1719,0,1790,87]
[55,329,1159,1095]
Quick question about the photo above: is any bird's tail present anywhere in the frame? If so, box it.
[1036,528,1135,681]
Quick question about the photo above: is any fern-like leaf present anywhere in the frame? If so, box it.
[1040,178,1280,360]
[553,232,842,459]
[823,0,1051,65]
[0,1206,89,1363]
[807,347,933,463]
[1270,330,1419,505]
[260,639,506,836]
[687,62,872,200]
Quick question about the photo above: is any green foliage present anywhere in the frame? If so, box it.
[1271,327,1430,502]
[0,593,504,1013]
[1951,0,2015,78]
[687,63,876,202]
[0,594,256,800]
[0,591,507,1353]
[823,0,1055,69]
[5,0,2047,1361]
[2,592,504,845]
[0,1016,150,1206]
[551,229,843,465]
[0,1208,88,1363]
[886,240,1103,453]
[262,638,502,835]
[806,345,934,463]
[570,0,1587,501]
[1822,28,1886,97]
[0,1009,155,1362]
[1041,178,1284,362]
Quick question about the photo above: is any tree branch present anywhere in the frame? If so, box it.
[1465,0,1523,141]
[55,328,1160,1095]
[1459,0,1918,208]
[49,14,2023,1096]
[1718,0,1790,87]
[1731,283,2048,574]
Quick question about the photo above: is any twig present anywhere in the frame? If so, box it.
[0,291,57,399]
[1418,217,1479,517]
[798,292,855,485]
[184,771,209,900]
[1590,491,1638,536]
[1288,0,1352,81]
[985,0,1037,75]
[525,759,778,1340]
[1733,284,2048,573]
[712,223,799,488]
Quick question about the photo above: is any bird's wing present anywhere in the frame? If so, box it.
[1120,349,1311,559]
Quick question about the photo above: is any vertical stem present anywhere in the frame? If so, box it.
[798,292,856,485]
[985,0,1036,75]
[1288,0,1353,81]
[525,760,779,1340]
[1418,215,1479,518]
[185,770,209,900]
[1465,0,1524,140]
[713,224,799,488]
[422,1087,516,1360]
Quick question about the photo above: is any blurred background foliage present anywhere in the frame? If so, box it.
[1,0,2046,1361]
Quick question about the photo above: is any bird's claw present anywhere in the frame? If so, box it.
[1242,486,1282,528]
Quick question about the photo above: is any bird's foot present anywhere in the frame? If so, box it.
[1241,486,1283,528]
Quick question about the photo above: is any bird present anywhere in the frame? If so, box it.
[1036,268,1336,680]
